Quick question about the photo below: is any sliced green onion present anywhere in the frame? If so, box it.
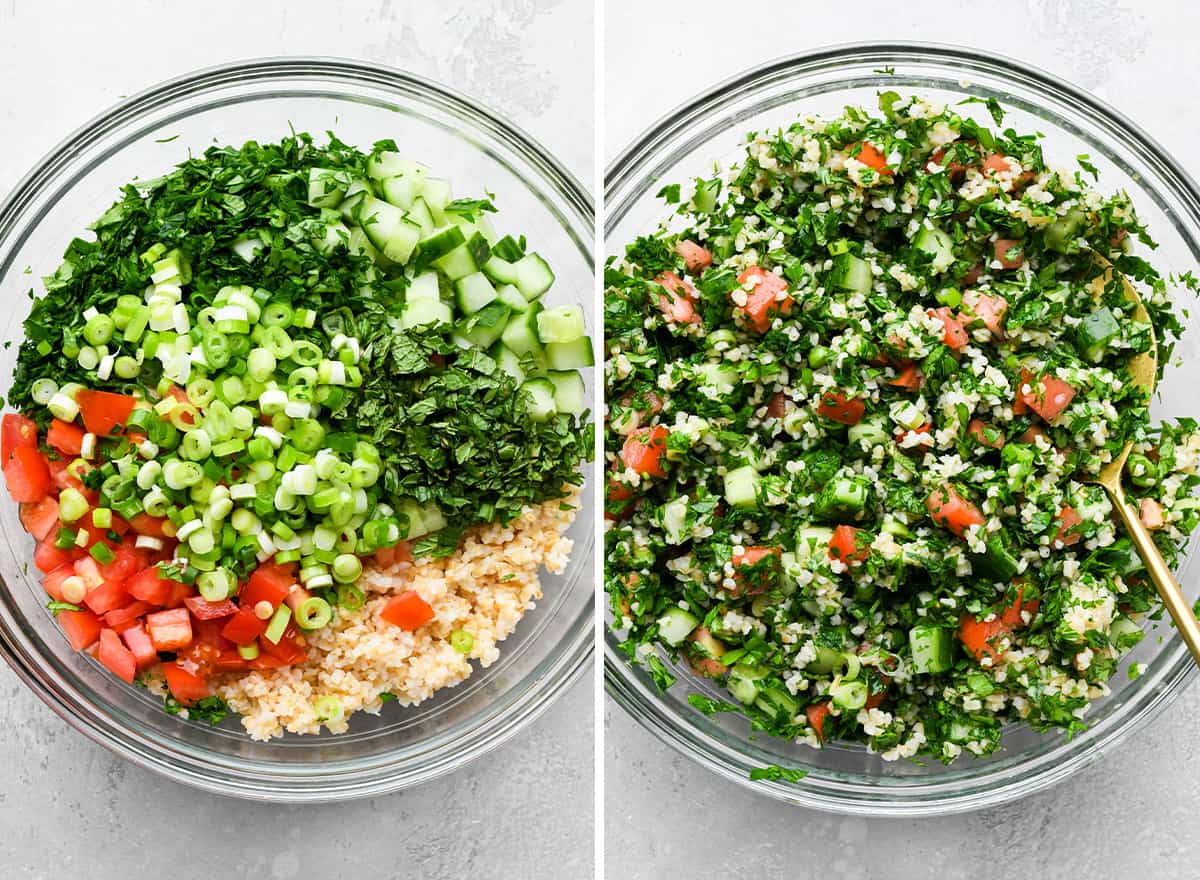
[332,553,362,583]
[89,543,116,564]
[296,596,333,630]
[314,695,342,723]
[449,630,474,654]
[91,507,113,529]
[237,642,260,660]
[58,488,88,523]
[264,603,292,644]
[30,378,58,405]
[336,583,365,610]
[197,568,235,602]
[83,314,115,346]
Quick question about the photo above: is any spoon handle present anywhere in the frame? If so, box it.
[1106,484,1200,665]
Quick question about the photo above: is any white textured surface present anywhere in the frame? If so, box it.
[0,2,593,877]
[605,1,1200,877]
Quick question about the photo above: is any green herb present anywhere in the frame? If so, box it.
[687,693,741,715]
[164,695,231,726]
[748,765,809,783]
[46,601,82,615]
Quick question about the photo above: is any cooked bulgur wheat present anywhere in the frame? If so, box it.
[155,493,577,740]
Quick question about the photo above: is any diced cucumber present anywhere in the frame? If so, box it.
[501,303,544,357]
[536,304,585,343]
[723,465,761,509]
[232,233,266,263]
[397,498,446,540]
[407,271,441,303]
[313,221,352,254]
[805,645,844,674]
[454,301,510,349]
[756,684,800,720]
[795,525,834,563]
[727,664,768,704]
[367,152,429,183]
[661,496,690,545]
[909,625,954,674]
[494,283,529,314]
[547,370,586,416]
[696,362,739,395]
[914,224,954,272]
[848,418,889,448]
[483,254,519,286]
[307,167,351,209]
[968,531,1019,582]
[454,272,498,315]
[813,477,869,521]
[544,336,595,370]
[401,298,452,331]
[355,196,421,264]
[1045,209,1085,254]
[419,177,452,221]
[829,252,872,295]
[1110,615,1144,653]
[1076,306,1120,363]
[490,343,527,384]
[433,242,477,281]
[419,225,467,262]
[407,197,436,235]
[520,377,557,422]
[657,606,699,646]
[829,679,869,711]
[514,253,555,300]
[380,174,425,211]
[346,226,385,264]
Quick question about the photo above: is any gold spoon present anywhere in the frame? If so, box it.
[1082,262,1200,663]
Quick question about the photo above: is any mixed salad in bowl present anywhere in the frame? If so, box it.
[605,92,1200,763]
[2,133,592,738]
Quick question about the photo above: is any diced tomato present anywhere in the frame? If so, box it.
[82,578,130,616]
[145,607,193,651]
[612,390,664,436]
[993,238,1024,270]
[220,607,268,645]
[735,266,793,333]
[1018,425,1049,445]
[46,419,86,456]
[1053,506,1084,547]
[121,624,158,669]
[34,536,73,574]
[19,496,60,542]
[929,306,968,350]
[162,662,209,705]
[620,425,669,478]
[164,579,195,609]
[925,485,986,537]
[381,590,436,630]
[1012,368,1032,415]
[894,422,933,450]
[184,596,239,620]
[887,363,922,391]
[41,563,77,602]
[214,649,251,673]
[178,638,222,679]
[125,566,178,605]
[960,261,984,286]
[765,392,792,419]
[128,513,169,539]
[730,546,781,597]
[815,391,865,426]
[685,626,729,678]
[828,525,870,565]
[99,544,143,583]
[104,601,152,632]
[1,413,38,463]
[655,271,702,325]
[75,390,136,436]
[807,700,832,741]
[982,153,1013,174]
[1020,374,1075,422]
[73,556,105,589]
[865,689,887,711]
[675,239,712,274]
[4,446,51,502]
[1141,498,1165,531]
[960,588,1039,660]
[240,562,297,611]
[967,419,1005,450]
[962,291,1007,338]
[374,540,414,568]
[930,146,972,181]
[98,628,137,684]
[59,608,102,651]
[45,454,78,492]
[259,623,307,664]
[851,141,893,176]
[605,477,636,521]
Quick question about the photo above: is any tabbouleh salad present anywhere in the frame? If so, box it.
[604,92,1200,763]
[2,133,591,737]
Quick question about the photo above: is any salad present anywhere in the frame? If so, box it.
[2,133,592,737]
[604,93,1200,763]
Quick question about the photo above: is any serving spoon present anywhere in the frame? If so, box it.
[1082,264,1200,664]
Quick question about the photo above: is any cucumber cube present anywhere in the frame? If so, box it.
[454,301,510,349]
[536,304,586,344]
[547,370,586,416]
[419,225,467,261]
[661,496,690,545]
[657,606,699,646]
[484,255,520,286]
[544,336,595,370]
[489,343,527,384]
[501,303,544,357]
[407,271,441,303]
[909,625,954,674]
[514,253,555,300]
[494,283,529,314]
[401,298,452,331]
[454,272,499,315]
[723,465,760,509]
[307,167,351,209]
[520,378,557,422]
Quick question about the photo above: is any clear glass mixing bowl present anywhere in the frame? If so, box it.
[0,58,594,802]
[605,42,1200,815]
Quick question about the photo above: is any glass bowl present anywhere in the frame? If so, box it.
[0,58,594,802]
[604,42,1200,816]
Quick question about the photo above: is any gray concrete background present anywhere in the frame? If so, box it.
[605,1,1200,878]
[0,2,594,878]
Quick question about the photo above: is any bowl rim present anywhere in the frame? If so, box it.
[0,55,595,802]
[604,39,1200,816]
